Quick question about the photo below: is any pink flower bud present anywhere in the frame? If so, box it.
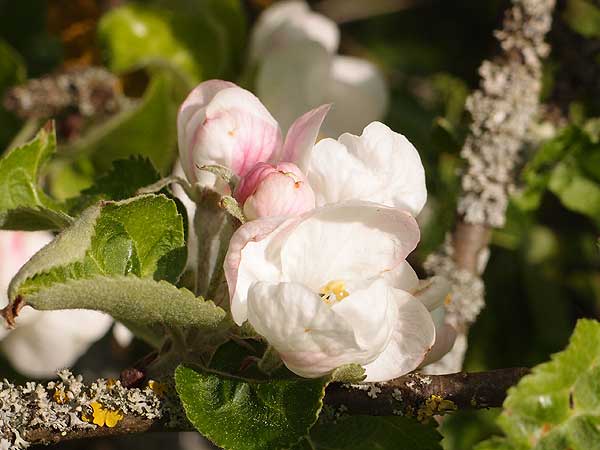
[234,162,315,220]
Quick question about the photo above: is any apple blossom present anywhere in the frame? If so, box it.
[234,162,315,220]
[224,201,439,381]
[0,231,112,378]
[250,0,388,135]
[301,121,428,217]
[177,79,282,190]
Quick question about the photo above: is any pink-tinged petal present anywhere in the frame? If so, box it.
[178,81,283,184]
[420,323,457,368]
[177,80,236,183]
[224,217,298,324]
[247,281,366,378]
[280,201,420,292]
[234,162,315,220]
[279,104,331,171]
[363,290,436,382]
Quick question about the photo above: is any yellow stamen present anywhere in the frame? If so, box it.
[444,294,453,306]
[319,280,349,304]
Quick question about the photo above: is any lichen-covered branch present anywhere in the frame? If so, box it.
[1,368,528,448]
[424,0,556,374]
[325,367,529,419]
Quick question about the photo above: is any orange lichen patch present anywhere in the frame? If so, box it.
[444,294,453,305]
[53,389,68,404]
[148,380,167,397]
[88,401,124,428]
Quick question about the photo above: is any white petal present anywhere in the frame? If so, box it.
[420,323,457,368]
[413,276,451,312]
[331,278,396,354]
[381,261,420,292]
[224,217,296,324]
[249,0,339,62]
[280,201,420,291]
[363,290,436,382]
[323,56,388,137]
[307,121,427,216]
[247,281,365,378]
[1,309,112,378]
[256,41,331,132]
[113,322,134,347]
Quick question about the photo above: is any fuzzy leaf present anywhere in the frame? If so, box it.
[10,194,186,299]
[175,365,329,450]
[16,276,228,348]
[477,319,600,450]
[0,123,72,230]
[70,156,161,214]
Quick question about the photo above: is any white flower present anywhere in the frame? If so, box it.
[250,0,388,136]
[303,121,427,216]
[224,201,438,381]
[0,231,112,378]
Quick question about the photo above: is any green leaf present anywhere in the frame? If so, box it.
[479,319,600,450]
[70,156,161,214]
[175,365,329,450]
[548,160,600,224]
[307,416,443,450]
[0,123,72,230]
[98,3,223,84]
[19,276,228,348]
[62,74,178,174]
[10,195,186,297]
[563,0,600,38]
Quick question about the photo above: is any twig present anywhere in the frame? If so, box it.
[424,0,556,374]
[2,368,528,447]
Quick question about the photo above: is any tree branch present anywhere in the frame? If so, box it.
[424,0,556,374]
[1,368,529,448]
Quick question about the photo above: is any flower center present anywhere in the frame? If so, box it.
[319,280,349,305]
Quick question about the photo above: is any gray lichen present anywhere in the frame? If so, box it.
[458,0,555,228]
[0,370,176,449]
[425,0,555,374]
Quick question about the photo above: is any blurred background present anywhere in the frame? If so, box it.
[1,0,599,448]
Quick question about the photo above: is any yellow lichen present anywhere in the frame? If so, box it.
[53,389,67,404]
[417,395,458,422]
[148,380,167,397]
[88,401,124,427]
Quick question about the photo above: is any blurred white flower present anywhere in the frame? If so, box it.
[0,231,111,378]
[250,0,388,136]
[224,201,441,381]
